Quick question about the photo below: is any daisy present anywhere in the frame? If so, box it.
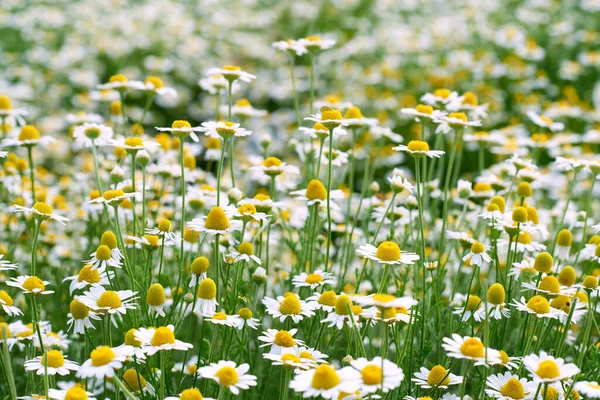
[146,283,167,317]
[476,283,511,321]
[165,388,214,400]
[207,66,256,83]
[574,381,600,398]
[527,111,565,132]
[401,104,447,122]
[7,275,54,295]
[109,136,160,153]
[356,241,420,265]
[289,364,360,399]
[194,278,218,316]
[393,140,445,158]
[77,345,134,379]
[227,242,262,265]
[258,328,305,355]
[72,123,113,148]
[420,88,461,106]
[76,286,138,315]
[306,290,337,312]
[232,203,269,223]
[350,357,404,393]
[63,265,112,294]
[131,76,177,97]
[263,350,313,371]
[134,325,192,356]
[89,189,139,208]
[155,120,202,143]
[292,270,336,289]
[352,294,418,310]
[299,123,345,140]
[199,121,253,140]
[290,179,345,208]
[462,241,493,267]
[0,95,27,124]
[9,125,55,147]
[434,112,482,134]
[13,202,69,225]
[97,74,137,90]
[0,290,22,316]
[250,156,299,179]
[0,254,18,271]
[236,308,261,330]
[511,296,561,319]
[485,372,536,400]
[199,73,230,94]
[412,365,463,389]
[121,369,156,397]
[198,360,257,395]
[453,294,484,322]
[208,311,241,328]
[24,350,79,376]
[388,174,414,194]
[48,385,96,400]
[522,352,579,383]
[262,293,315,323]
[305,107,344,130]
[188,206,242,236]
[86,244,123,270]
[298,36,336,51]
[297,347,328,365]
[225,98,268,119]
[442,334,502,365]
[171,356,200,377]
[320,294,361,330]
[67,299,101,334]
[272,39,308,56]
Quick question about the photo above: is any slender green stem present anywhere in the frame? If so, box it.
[27,146,36,202]
[216,138,227,206]
[1,325,17,400]
[31,220,41,276]
[325,129,334,270]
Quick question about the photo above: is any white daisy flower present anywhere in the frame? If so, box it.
[420,89,461,106]
[89,189,140,208]
[48,385,96,400]
[208,311,241,328]
[298,36,336,51]
[411,365,463,389]
[356,241,420,265]
[262,294,315,323]
[289,364,360,399]
[155,120,203,143]
[258,328,305,355]
[485,372,536,400]
[86,244,123,270]
[0,290,22,316]
[188,206,243,236]
[0,254,18,270]
[462,241,493,267]
[434,112,482,134]
[207,66,256,83]
[13,203,69,225]
[290,179,346,209]
[263,350,314,371]
[393,141,445,158]
[442,334,502,365]
[292,270,336,289]
[62,265,112,294]
[574,381,600,399]
[77,345,134,379]
[527,111,565,132]
[66,299,101,334]
[198,360,257,395]
[306,291,337,312]
[511,296,562,320]
[7,275,54,295]
[351,293,418,310]
[76,286,138,315]
[194,278,218,317]
[165,388,214,400]
[109,136,161,152]
[134,325,193,355]
[272,39,308,56]
[24,350,79,376]
[236,308,261,330]
[401,104,447,122]
[350,357,404,393]
[72,123,113,148]
[522,352,579,383]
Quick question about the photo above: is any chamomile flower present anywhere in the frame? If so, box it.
[251,156,299,179]
[420,88,461,106]
[155,120,202,143]
[199,73,230,94]
[232,203,270,223]
[298,36,336,51]
[0,290,22,316]
[442,334,502,365]
[574,381,600,398]
[188,206,242,236]
[199,120,252,139]
[320,294,362,330]
[134,325,192,355]
[146,283,167,317]
[527,111,564,132]
[165,388,214,400]
[89,189,139,207]
[194,278,218,316]
[97,74,136,90]
[67,299,100,334]
[289,364,360,399]
[522,352,579,383]
[208,311,241,328]
[352,293,418,310]
[10,125,55,147]
[272,39,308,55]
[401,104,447,122]
[350,357,405,393]
[412,365,463,389]
[292,270,336,289]
[258,328,305,354]
[305,107,344,130]
[121,369,156,396]
[225,98,268,119]
[146,218,180,244]
[86,244,122,270]
[171,357,200,377]
[435,112,482,134]
[72,123,113,148]
[476,283,511,320]
[76,286,138,315]
[77,345,134,379]
[393,140,445,158]
[511,296,561,319]
[263,350,313,371]
[227,241,262,265]
[63,265,112,294]
[207,66,256,83]
[485,372,536,400]
[48,386,96,400]
[462,241,492,267]
[7,275,54,295]
[24,350,79,376]
[306,290,337,312]
[236,308,260,330]
[199,360,257,395]
[356,241,420,265]
[189,256,210,287]
[291,179,345,208]
[13,202,69,225]
[262,293,315,323]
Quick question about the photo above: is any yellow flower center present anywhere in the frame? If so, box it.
[487,283,506,305]
[311,364,340,389]
[103,189,125,201]
[191,257,210,275]
[172,120,192,129]
[180,388,203,400]
[146,283,166,306]
[143,235,160,247]
[361,365,383,385]
[69,299,89,319]
[91,346,116,366]
[198,278,216,299]
[344,106,363,119]
[64,386,88,400]
[236,98,251,107]
[263,157,282,168]
[318,291,337,306]
[204,207,230,231]
[238,204,257,214]
[151,326,175,346]
[463,92,478,106]
[158,219,172,232]
[527,296,550,314]
[78,265,101,283]
[407,140,430,152]
[23,276,45,292]
[305,273,323,284]
[500,378,525,399]
[375,241,401,261]
[305,179,327,201]
[0,95,12,110]
[334,295,353,316]
[558,266,576,287]
[471,242,485,254]
[0,290,14,306]
[124,137,144,147]
[42,350,65,368]
[212,312,228,320]
[536,360,560,379]
[145,76,163,89]
[538,276,560,294]
[19,125,41,141]
[273,330,295,347]
[460,337,485,358]
[101,231,118,249]
[448,112,468,122]
[215,366,239,386]
[223,65,241,71]
[540,115,554,125]
[321,107,342,121]
[236,242,254,256]
[557,230,572,246]
[97,291,122,309]
[109,74,128,83]
[124,329,142,347]
[583,275,599,289]
[415,104,434,114]
[279,295,302,315]
[372,294,396,304]
[427,365,450,386]
[123,369,147,391]
[238,308,253,319]
[433,88,451,98]
[466,295,482,311]
[281,353,301,363]
[32,202,53,215]
[206,137,221,149]
[95,245,112,261]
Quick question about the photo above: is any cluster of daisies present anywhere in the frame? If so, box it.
[1,3,600,399]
